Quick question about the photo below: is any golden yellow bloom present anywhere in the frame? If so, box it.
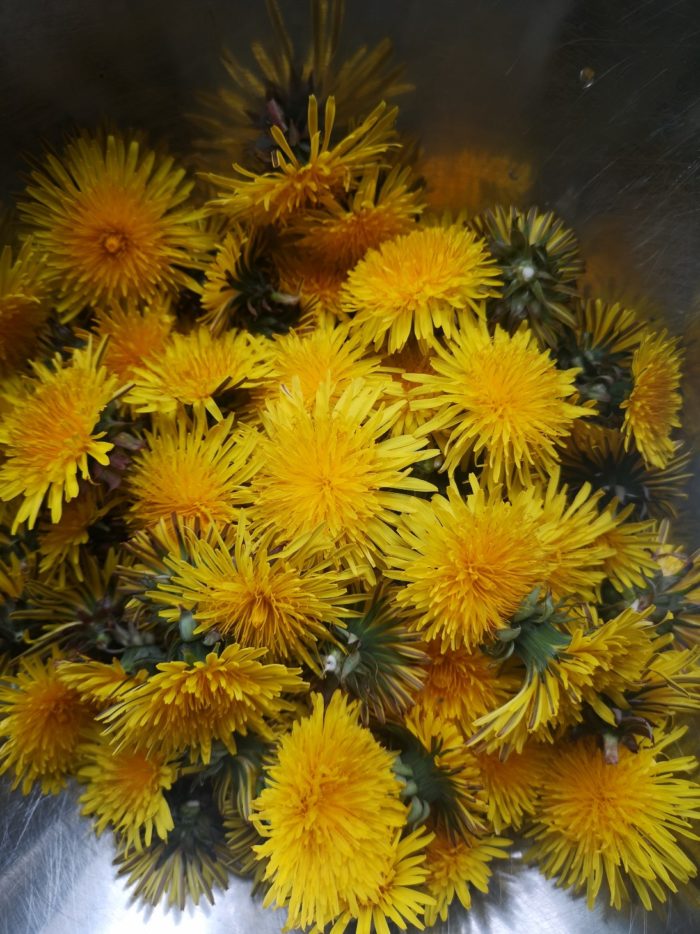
[256,321,382,409]
[469,606,660,754]
[277,248,348,323]
[0,239,50,374]
[423,830,511,926]
[646,522,700,648]
[209,95,397,225]
[295,165,422,272]
[201,227,250,334]
[342,224,501,352]
[330,826,436,934]
[100,643,307,764]
[0,652,96,794]
[252,692,407,931]
[200,227,282,335]
[414,642,515,730]
[532,473,618,601]
[411,320,588,485]
[90,297,174,382]
[37,486,109,584]
[0,342,118,528]
[622,329,683,469]
[478,745,544,833]
[20,132,209,316]
[528,730,700,910]
[125,327,268,420]
[128,414,256,528]
[574,297,646,356]
[78,739,177,851]
[56,657,143,707]
[155,522,352,669]
[250,379,434,581]
[632,647,700,723]
[386,481,548,651]
[563,603,662,708]
[595,506,658,594]
[379,338,438,438]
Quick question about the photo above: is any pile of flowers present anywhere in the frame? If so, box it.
[1,2,699,929]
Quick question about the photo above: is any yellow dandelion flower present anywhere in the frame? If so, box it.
[645,523,700,648]
[528,729,700,910]
[532,473,618,601]
[469,606,660,754]
[0,342,118,529]
[342,224,501,353]
[277,248,348,323]
[330,826,436,934]
[295,165,423,272]
[632,647,700,723]
[37,485,110,584]
[89,297,174,382]
[622,329,683,469]
[125,327,268,420]
[252,691,407,931]
[595,506,658,594]
[414,642,516,730]
[20,132,210,317]
[256,320,382,408]
[560,603,661,712]
[410,320,588,486]
[78,739,177,851]
[250,379,434,581]
[386,480,548,651]
[201,228,252,333]
[0,651,96,794]
[128,414,256,528]
[200,226,303,336]
[477,745,544,833]
[155,522,353,669]
[574,297,646,356]
[100,643,306,764]
[379,338,438,438]
[208,95,397,225]
[0,239,50,374]
[423,829,511,926]
[56,656,143,707]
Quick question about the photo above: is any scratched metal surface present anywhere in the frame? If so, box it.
[1,1,700,932]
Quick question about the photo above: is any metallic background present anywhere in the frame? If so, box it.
[1,0,699,931]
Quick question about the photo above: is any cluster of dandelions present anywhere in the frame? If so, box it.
[1,1,700,930]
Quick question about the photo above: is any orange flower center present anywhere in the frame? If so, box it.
[101,230,129,256]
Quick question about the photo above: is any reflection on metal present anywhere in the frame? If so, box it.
[1,0,699,931]
[1,780,696,934]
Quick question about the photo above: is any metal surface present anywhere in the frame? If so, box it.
[1,0,700,931]
[1,779,697,934]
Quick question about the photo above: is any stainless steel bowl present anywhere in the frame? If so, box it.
[1,1,699,931]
